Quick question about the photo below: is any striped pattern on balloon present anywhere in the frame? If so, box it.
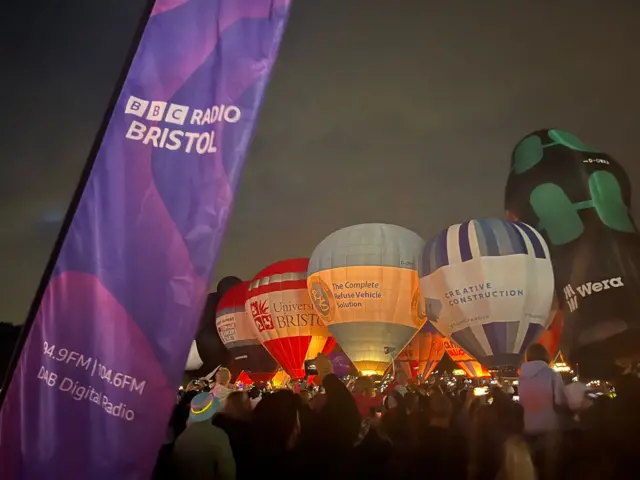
[246,259,335,379]
[444,339,491,378]
[216,282,279,383]
[395,321,445,380]
[308,224,425,376]
[419,218,554,369]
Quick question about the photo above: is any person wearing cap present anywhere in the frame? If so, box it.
[172,392,236,479]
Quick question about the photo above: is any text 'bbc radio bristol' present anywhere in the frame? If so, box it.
[123,96,242,153]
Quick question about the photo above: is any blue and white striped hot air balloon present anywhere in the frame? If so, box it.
[418,218,554,369]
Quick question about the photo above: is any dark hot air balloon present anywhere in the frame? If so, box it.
[505,129,640,377]
[188,276,243,377]
[538,297,563,361]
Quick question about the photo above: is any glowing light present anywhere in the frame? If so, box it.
[552,362,571,373]
[474,387,489,396]
[308,224,425,375]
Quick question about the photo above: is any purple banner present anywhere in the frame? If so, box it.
[329,347,355,377]
[0,1,289,478]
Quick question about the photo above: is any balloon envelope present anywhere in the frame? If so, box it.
[216,282,278,383]
[505,129,640,375]
[271,369,290,387]
[217,276,242,296]
[194,292,229,373]
[235,370,254,386]
[419,218,554,369]
[184,341,204,371]
[308,224,425,375]
[395,322,445,380]
[538,297,563,360]
[247,258,334,379]
[443,339,490,378]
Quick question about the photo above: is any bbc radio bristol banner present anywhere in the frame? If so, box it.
[0,1,290,479]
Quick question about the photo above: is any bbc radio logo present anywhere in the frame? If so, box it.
[122,96,243,153]
[125,96,190,126]
[124,96,242,126]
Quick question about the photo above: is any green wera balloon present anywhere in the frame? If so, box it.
[505,129,640,379]
[511,129,634,245]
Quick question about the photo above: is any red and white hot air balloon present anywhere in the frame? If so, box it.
[246,258,336,379]
[216,282,279,384]
[444,339,491,378]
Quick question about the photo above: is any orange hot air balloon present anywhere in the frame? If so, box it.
[395,322,445,380]
[538,297,564,360]
[271,369,291,387]
[444,339,490,378]
[235,371,253,386]
[307,223,426,376]
[246,258,336,379]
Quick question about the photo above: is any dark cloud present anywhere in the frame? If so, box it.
[1,0,639,324]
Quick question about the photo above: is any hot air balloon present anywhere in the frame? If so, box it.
[235,371,254,387]
[443,339,490,378]
[419,218,554,371]
[184,341,204,371]
[246,259,335,379]
[395,322,445,381]
[187,277,243,378]
[538,297,563,360]
[216,282,279,384]
[307,224,425,376]
[271,369,290,387]
[504,129,640,376]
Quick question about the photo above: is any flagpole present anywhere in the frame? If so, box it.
[0,0,157,408]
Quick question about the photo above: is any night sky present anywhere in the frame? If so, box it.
[1,1,639,325]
